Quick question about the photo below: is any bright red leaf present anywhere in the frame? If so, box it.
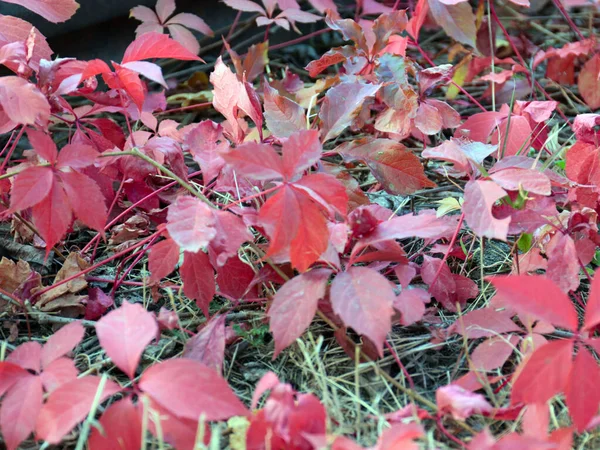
[149,237,180,283]
[88,398,141,450]
[95,301,159,379]
[180,250,215,316]
[565,347,600,431]
[121,32,201,64]
[0,374,43,450]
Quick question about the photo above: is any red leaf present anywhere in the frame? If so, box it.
[393,288,430,326]
[139,359,248,421]
[210,57,247,143]
[56,144,98,169]
[2,0,79,23]
[95,301,158,379]
[27,129,58,163]
[493,115,533,157]
[208,210,253,267]
[546,234,580,293]
[258,184,329,272]
[9,166,54,213]
[436,384,493,420]
[320,82,380,141]
[584,269,600,331]
[0,16,52,72]
[471,335,520,371]
[166,196,216,253]
[183,314,226,372]
[565,347,600,431]
[0,374,43,450]
[421,256,478,311]
[269,269,331,357]
[339,138,435,195]
[113,65,145,110]
[0,362,30,396]
[293,172,348,216]
[281,130,322,180]
[6,342,42,373]
[220,141,284,180]
[40,321,84,369]
[89,398,141,450]
[330,267,395,356]
[185,120,227,183]
[31,179,72,253]
[149,237,180,283]
[489,275,578,331]
[84,288,114,321]
[60,171,108,232]
[264,82,306,138]
[181,250,215,317]
[489,168,551,195]
[511,340,573,405]
[40,357,78,393]
[36,376,121,444]
[121,32,201,64]
[215,255,256,299]
[451,307,520,339]
[578,55,600,110]
[0,77,51,126]
[463,179,510,241]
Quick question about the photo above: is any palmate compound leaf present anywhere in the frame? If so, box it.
[138,359,248,421]
[330,266,396,356]
[36,376,121,444]
[489,275,578,331]
[95,301,159,379]
[269,269,332,357]
[338,138,435,195]
[463,179,510,241]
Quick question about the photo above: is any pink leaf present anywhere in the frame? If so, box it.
[167,24,200,55]
[393,288,430,326]
[583,268,600,331]
[451,307,520,339]
[9,166,54,212]
[0,374,43,450]
[489,275,578,331]
[565,347,600,431]
[489,168,551,195]
[263,81,306,138]
[31,179,72,254]
[269,269,331,357]
[0,362,30,396]
[155,0,176,22]
[251,371,280,409]
[27,129,58,163]
[56,144,98,169]
[547,234,580,293]
[121,32,201,64]
[578,55,600,110]
[428,0,477,48]
[220,141,284,180]
[185,120,228,183]
[6,341,42,373]
[0,77,50,126]
[281,130,322,180]
[320,82,380,141]
[209,210,253,267]
[139,359,248,421]
[463,179,510,241]
[493,115,533,157]
[121,61,167,87]
[36,376,121,444]
[95,301,158,379]
[436,384,493,420]
[40,357,78,393]
[60,171,108,233]
[183,314,226,372]
[181,250,215,317]
[511,340,573,405]
[0,16,52,72]
[166,196,216,253]
[168,12,213,36]
[149,237,180,282]
[2,0,79,23]
[89,398,141,450]
[210,57,246,143]
[40,321,84,369]
[471,335,520,371]
[223,0,266,13]
[130,5,158,23]
[330,267,395,356]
